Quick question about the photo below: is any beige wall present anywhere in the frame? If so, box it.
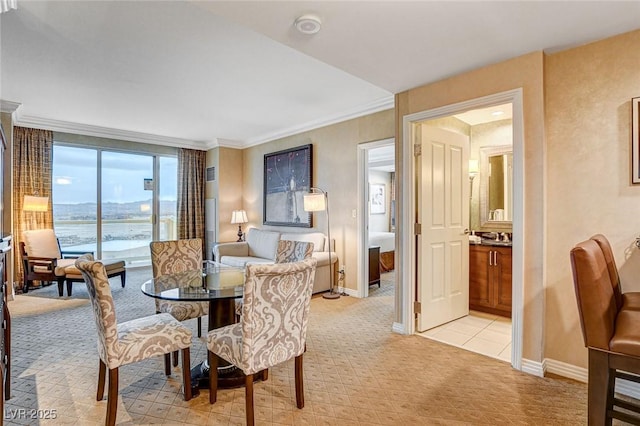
[238,109,394,290]
[545,30,640,368]
[206,146,244,244]
[396,52,546,362]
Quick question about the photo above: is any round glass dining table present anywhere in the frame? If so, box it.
[141,262,248,391]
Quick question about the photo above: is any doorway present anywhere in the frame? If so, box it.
[400,89,524,370]
[357,138,395,299]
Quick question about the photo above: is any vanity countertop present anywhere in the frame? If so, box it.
[470,240,512,247]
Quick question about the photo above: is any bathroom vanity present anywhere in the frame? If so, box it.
[469,243,512,318]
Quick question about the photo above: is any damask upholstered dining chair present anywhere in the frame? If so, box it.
[75,254,192,426]
[275,239,314,263]
[234,240,314,320]
[150,239,208,372]
[207,258,317,426]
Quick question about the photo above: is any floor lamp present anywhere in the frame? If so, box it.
[23,194,49,230]
[303,187,339,299]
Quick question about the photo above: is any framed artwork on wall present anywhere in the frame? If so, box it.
[370,183,385,214]
[633,97,640,184]
[263,144,312,227]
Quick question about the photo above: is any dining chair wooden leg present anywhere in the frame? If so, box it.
[164,353,171,376]
[172,350,179,367]
[197,317,202,338]
[181,348,192,401]
[245,373,255,426]
[97,360,106,401]
[588,349,613,425]
[106,368,119,426]
[295,354,304,409]
[208,351,218,404]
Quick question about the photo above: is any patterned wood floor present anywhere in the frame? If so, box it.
[5,267,588,425]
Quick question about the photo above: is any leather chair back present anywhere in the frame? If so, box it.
[570,239,618,351]
[590,234,623,310]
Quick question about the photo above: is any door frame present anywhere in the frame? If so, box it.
[357,138,395,298]
[400,88,524,370]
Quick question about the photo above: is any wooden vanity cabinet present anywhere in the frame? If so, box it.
[469,244,512,318]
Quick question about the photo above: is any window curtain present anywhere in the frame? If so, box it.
[177,148,205,249]
[13,127,54,289]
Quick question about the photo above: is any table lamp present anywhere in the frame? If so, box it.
[231,210,248,242]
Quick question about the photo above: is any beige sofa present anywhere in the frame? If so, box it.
[213,228,337,294]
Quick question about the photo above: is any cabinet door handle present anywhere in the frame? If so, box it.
[489,251,493,266]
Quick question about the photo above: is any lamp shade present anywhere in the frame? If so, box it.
[469,159,479,175]
[231,210,248,224]
[23,195,49,212]
[303,192,326,212]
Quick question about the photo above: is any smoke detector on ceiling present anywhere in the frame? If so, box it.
[294,14,322,35]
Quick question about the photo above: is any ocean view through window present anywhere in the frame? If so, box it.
[53,144,177,266]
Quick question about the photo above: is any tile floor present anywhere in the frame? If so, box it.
[418,311,512,362]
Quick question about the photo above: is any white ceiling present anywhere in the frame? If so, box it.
[1,1,639,150]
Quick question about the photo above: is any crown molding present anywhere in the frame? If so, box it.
[243,95,395,148]
[207,138,245,150]
[3,95,394,150]
[0,100,21,114]
[12,113,209,150]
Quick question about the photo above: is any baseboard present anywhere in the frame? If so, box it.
[392,322,407,334]
[521,358,545,377]
[544,358,586,382]
[339,287,359,298]
[544,358,640,400]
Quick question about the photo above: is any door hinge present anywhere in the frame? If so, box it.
[414,301,422,314]
[414,223,421,235]
[414,143,422,156]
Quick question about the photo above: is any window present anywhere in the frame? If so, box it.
[53,144,177,266]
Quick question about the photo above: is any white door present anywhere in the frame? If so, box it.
[417,125,470,331]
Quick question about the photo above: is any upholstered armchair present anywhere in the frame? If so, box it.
[75,254,192,426]
[19,229,71,295]
[207,258,317,426]
[20,229,126,296]
[150,239,208,372]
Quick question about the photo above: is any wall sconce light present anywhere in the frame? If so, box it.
[231,210,248,242]
[469,159,479,199]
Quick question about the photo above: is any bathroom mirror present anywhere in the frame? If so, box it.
[479,145,513,228]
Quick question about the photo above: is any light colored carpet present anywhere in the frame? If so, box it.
[8,295,89,318]
[3,266,589,425]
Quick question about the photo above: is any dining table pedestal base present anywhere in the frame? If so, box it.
[190,360,265,392]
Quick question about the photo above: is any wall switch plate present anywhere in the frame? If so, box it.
[351,209,357,218]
